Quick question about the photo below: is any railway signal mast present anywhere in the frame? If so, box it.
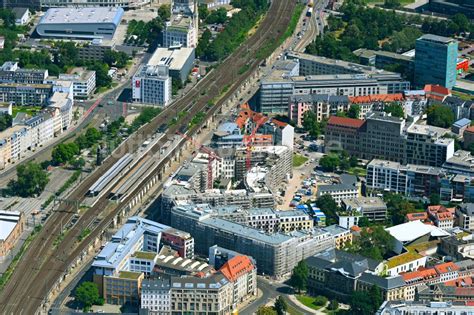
[177,132,221,189]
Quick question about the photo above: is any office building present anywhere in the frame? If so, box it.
[258,52,410,114]
[456,203,474,232]
[163,15,198,48]
[92,217,194,304]
[464,126,474,148]
[56,71,96,98]
[36,7,124,40]
[353,48,414,75]
[316,174,360,205]
[443,150,474,177]
[306,249,411,303]
[0,211,24,257]
[366,159,444,197]
[427,0,474,19]
[132,63,172,106]
[325,112,455,167]
[414,34,458,89]
[341,197,387,223]
[149,47,195,83]
[39,0,149,8]
[12,7,30,25]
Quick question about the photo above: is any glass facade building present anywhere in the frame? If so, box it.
[414,34,458,89]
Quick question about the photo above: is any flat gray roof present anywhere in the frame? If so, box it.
[39,7,124,25]
[418,34,457,44]
[148,47,195,71]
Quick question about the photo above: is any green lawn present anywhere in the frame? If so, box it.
[293,153,308,167]
[12,106,42,117]
[347,167,367,176]
[296,295,325,310]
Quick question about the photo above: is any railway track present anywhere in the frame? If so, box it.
[0,0,296,313]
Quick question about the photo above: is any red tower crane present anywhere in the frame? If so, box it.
[177,131,221,190]
[243,116,269,171]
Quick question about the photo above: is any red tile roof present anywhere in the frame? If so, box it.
[434,262,459,274]
[219,255,254,282]
[349,93,404,104]
[327,116,365,129]
[406,212,428,222]
[465,126,474,134]
[401,268,438,282]
[424,84,451,101]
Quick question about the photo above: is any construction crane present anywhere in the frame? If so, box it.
[177,131,221,190]
[243,116,269,171]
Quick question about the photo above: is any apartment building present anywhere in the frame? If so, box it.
[141,278,171,315]
[427,205,455,230]
[170,203,335,277]
[288,94,350,126]
[0,83,52,106]
[219,255,257,306]
[0,62,48,84]
[443,150,474,177]
[322,225,352,249]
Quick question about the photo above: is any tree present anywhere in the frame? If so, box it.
[384,0,401,9]
[75,281,101,312]
[88,63,112,88]
[290,260,309,293]
[7,162,49,197]
[328,300,339,311]
[348,104,360,119]
[452,13,470,33]
[350,290,375,315]
[257,306,277,315]
[52,143,80,165]
[384,103,404,118]
[316,194,339,225]
[274,296,287,315]
[384,193,415,225]
[71,157,86,170]
[158,4,171,21]
[426,104,455,128]
[198,4,209,21]
[206,7,228,24]
[429,193,441,205]
[358,216,370,227]
[85,127,102,147]
[319,154,339,171]
[348,225,395,260]
[0,113,12,131]
[314,295,328,306]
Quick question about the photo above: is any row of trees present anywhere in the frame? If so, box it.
[307,0,473,63]
[51,127,102,166]
[196,0,268,61]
